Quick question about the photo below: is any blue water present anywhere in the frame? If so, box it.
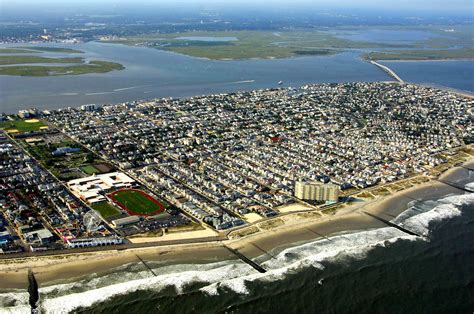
[382,60,474,93]
[0,41,472,113]
[0,42,389,113]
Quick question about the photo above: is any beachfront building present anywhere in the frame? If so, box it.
[67,236,123,248]
[67,172,136,204]
[294,182,339,202]
[80,104,101,111]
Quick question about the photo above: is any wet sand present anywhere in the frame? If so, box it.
[0,160,471,290]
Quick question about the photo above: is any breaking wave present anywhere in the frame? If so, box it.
[0,290,30,314]
[1,192,471,313]
[465,181,474,192]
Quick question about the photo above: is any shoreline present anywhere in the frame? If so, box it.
[1,42,473,114]
[412,82,474,99]
[363,58,474,99]
[0,157,471,290]
[376,58,474,63]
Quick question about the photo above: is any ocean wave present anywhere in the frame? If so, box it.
[0,290,30,314]
[393,193,472,236]
[200,193,473,297]
[199,227,413,296]
[33,192,473,313]
[39,262,251,313]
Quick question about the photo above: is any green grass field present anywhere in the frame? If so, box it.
[106,25,474,61]
[0,47,83,54]
[111,190,164,215]
[364,47,474,61]
[0,55,84,65]
[0,47,123,77]
[0,119,48,133]
[80,165,101,175]
[92,202,121,218]
[0,48,41,54]
[0,60,124,76]
[19,47,84,53]
[108,30,374,60]
[107,29,410,60]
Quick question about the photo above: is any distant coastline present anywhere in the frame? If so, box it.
[1,41,473,113]
[0,48,124,77]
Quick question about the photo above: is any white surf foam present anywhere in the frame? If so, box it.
[220,80,256,85]
[36,192,473,313]
[39,261,253,313]
[394,193,472,237]
[199,227,414,296]
[113,85,151,92]
[85,91,117,96]
[464,182,474,192]
[231,80,255,84]
[0,290,30,314]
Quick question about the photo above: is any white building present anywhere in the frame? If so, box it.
[18,110,32,119]
[294,182,339,202]
[111,216,140,228]
[80,104,101,111]
[67,236,123,248]
[68,172,136,204]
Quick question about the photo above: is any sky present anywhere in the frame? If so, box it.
[1,0,473,16]
[1,0,472,8]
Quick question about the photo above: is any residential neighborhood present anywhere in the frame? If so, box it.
[1,82,472,254]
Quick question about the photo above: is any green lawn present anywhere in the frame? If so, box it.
[0,119,48,133]
[111,190,164,215]
[81,165,101,175]
[92,202,121,218]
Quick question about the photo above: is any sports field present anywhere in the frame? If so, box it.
[108,189,165,216]
[0,119,48,133]
[80,165,101,175]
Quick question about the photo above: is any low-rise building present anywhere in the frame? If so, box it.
[68,172,136,204]
[67,236,123,248]
[111,216,140,228]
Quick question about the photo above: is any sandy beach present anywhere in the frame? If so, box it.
[0,157,472,290]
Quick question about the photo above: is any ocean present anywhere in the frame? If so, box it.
[1,170,472,313]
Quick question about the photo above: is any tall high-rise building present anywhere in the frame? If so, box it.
[294,182,339,202]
